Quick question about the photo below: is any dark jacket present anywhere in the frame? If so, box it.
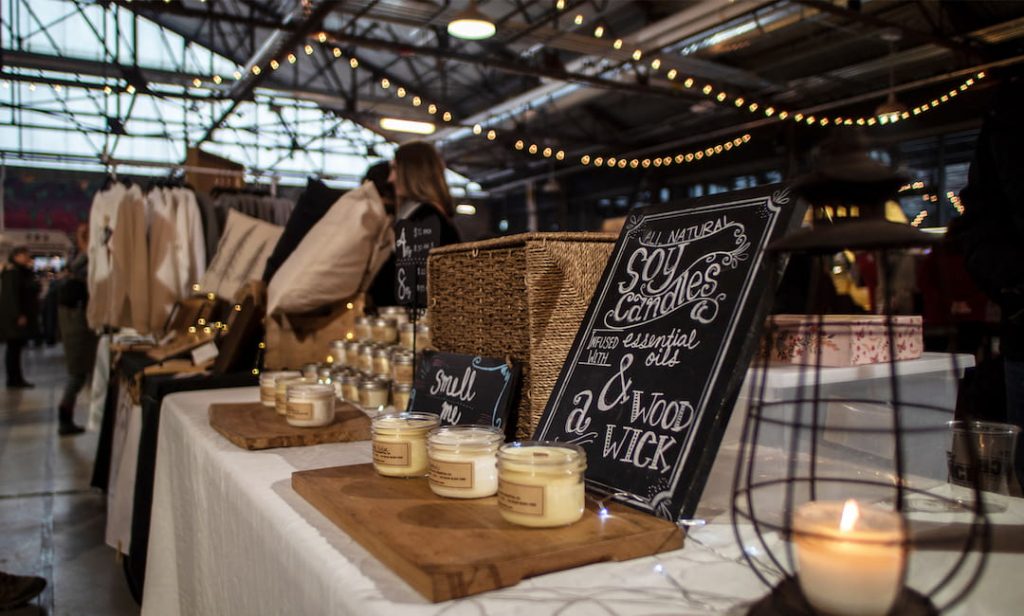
[950,73,1024,359]
[368,202,461,307]
[0,260,41,341]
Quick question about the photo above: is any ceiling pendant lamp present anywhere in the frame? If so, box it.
[447,1,496,41]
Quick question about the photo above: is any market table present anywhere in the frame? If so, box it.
[141,357,1024,616]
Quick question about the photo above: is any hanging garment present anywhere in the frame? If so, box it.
[148,188,180,334]
[109,187,150,333]
[171,187,207,295]
[87,183,126,330]
[199,209,283,300]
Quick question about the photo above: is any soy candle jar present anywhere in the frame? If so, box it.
[357,343,375,375]
[371,317,399,345]
[391,382,412,411]
[285,383,336,428]
[328,339,347,367]
[391,350,415,385]
[373,347,392,378]
[344,341,361,367]
[399,323,432,350]
[354,316,372,342]
[259,370,300,407]
[275,376,317,416]
[497,441,587,527]
[371,412,440,477]
[358,378,390,411]
[428,425,504,499]
[301,363,320,378]
[380,306,409,325]
[316,365,333,383]
[340,373,362,403]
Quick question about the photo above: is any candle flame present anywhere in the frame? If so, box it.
[839,499,860,533]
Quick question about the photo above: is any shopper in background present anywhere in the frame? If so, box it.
[368,143,461,306]
[950,67,1024,488]
[55,224,93,436]
[0,246,40,388]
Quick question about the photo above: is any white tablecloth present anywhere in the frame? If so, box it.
[142,385,1023,616]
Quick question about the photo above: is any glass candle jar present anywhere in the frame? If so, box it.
[357,343,375,375]
[354,316,372,342]
[373,347,392,378]
[328,339,347,367]
[496,441,587,527]
[371,412,441,477]
[275,376,317,416]
[391,382,412,411]
[399,323,432,351]
[380,306,409,326]
[391,350,415,385]
[301,363,320,378]
[259,370,300,407]
[428,425,504,499]
[286,383,336,428]
[340,373,362,403]
[329,367,349,400]
[344,341,361,367]
[358,378,390,411]
[371,317,399,345]
[316,365,333,383]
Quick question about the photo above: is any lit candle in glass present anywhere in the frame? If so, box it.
[793,499,906,616]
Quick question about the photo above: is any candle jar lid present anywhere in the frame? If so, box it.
[301,362,320,374]
[359,378,389,392]
[428,425,504,453]
[497,441,587,475]
[260,370,300,387]
[340,373,363,385]
[392,382,412,393]
[287,383,334,401]
[359,343,376,354]
[329,339,347,351]
[373,347,392,359]
[344,340,362,351]
[392,350,415,365]
[372,411,440,435]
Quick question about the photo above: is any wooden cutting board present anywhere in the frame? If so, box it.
[292,464,684,602]
[209,402,370,450]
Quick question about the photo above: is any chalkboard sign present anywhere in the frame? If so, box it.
[534,185,802,521]
[409,351,520,435]
[395,217,440,308]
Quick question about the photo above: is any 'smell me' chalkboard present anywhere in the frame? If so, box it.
[409,351,520,435]
[395,217,440,308]
[534,185,802,521]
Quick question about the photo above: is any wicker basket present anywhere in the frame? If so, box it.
[428,232,616,438]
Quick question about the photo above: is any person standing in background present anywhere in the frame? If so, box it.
[950,67,1024,489]
[0,246,40,389]
[55,224,93,436]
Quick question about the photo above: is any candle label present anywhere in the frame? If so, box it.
[533,185,802,521]
[373,441,411,467]
[497,479,544,516]
[287,401,314,420]
[429,459,475,489]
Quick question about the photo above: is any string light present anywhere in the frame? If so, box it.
[304,44,314,55]
[442,111,452,121]
[212,75,222,84]
[593,25,604,38]
[555,0,565,9]
[650,58,661,70]
[574,14,583,25]
[574,133,752,170]
[613,39,623,50]
[487,129,497,140]
[632,49,642,61]
[270,59,280,70]
[333,47,342,58]
[349,57,359,68]
[317,32,328,43]
[380,78,390,89]
[396,87,406,97]
[287,53,297,64]
[232,71,242,79]
[667,69,677,80]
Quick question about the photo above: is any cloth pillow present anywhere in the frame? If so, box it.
[200,209,283,300]
[267,181,391,315]
[262,178,344,283]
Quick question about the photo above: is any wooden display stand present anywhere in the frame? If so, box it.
[209,402,370,450]
[292,464,684,602]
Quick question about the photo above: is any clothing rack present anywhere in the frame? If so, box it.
[102,156,281,197]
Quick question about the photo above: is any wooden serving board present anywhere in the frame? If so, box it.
[292,464,684,602]
[209,402,370,450]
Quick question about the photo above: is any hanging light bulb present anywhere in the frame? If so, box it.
[447,1,496,40]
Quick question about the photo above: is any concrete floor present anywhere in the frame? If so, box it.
[0,344,138,616]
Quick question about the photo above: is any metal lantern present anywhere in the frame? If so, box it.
[731,131,991,615]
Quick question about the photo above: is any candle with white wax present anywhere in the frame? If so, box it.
[427,425,504,499]
[285,383,335,428]
[259,370,300,407]
[371,412,440,477]
[274,376,316,416]
[793,499,906,616]
[496,441,586,527]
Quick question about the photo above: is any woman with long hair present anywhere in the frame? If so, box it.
[369,141,461,306]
